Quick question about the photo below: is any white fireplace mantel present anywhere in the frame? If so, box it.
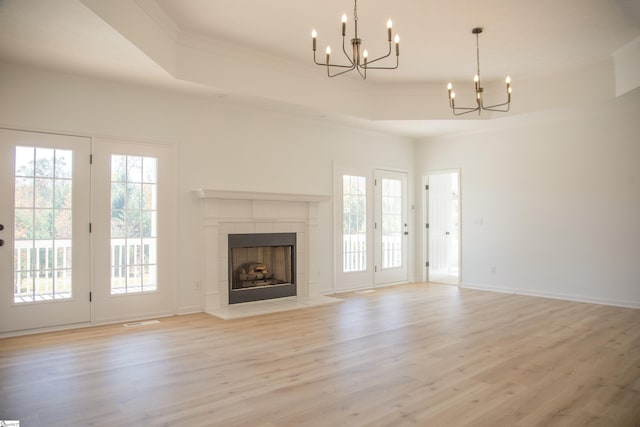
[194,189,331,203]
[195,188,330,314]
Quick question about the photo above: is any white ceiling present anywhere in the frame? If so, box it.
[0,0,639,136]
[155,0,639,82]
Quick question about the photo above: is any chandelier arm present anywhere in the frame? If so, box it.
[480,94,511,111]
[482,103,511,112]
[362,42,392,67]
[313,50,353,68]
[364,57,398,70]
[328,65,357,78]
[313,51,353,68]
[341,37,356,67]
[451,107,480,116]
[312,51,326,66]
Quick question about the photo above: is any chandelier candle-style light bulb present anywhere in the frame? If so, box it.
[311,0,400,79]
[446,27,512,115]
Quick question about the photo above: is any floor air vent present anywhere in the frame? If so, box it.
[123,320,161,328]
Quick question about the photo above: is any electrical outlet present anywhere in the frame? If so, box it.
[490,266,496,274]
[195,280,202,289]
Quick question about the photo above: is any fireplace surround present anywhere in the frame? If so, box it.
[196,189,330,314]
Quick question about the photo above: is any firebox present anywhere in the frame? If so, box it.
[228,233,296,304]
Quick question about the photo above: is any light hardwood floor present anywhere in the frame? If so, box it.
[1,283,639,426]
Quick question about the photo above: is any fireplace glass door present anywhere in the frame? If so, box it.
[228,233,296,304]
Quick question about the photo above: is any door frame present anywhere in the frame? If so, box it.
[422,169,462,284]
[333,163,410,293]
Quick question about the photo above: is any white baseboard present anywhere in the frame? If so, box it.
[178,305,203,315]
[460,282,640,309]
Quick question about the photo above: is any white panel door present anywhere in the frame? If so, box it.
[91,139,177,323]
[374,169,408,285]
[0,129,91,333]
[427,171,460,284]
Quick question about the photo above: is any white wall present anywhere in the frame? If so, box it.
[416,94,640,307]
[0,62,416,314]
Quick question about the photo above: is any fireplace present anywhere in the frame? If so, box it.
[228,233,296,304]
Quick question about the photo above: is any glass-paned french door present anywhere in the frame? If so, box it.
[0,129,91,333]
[374,169,408,285]
[335,167,408,292]
[92,139,176,324]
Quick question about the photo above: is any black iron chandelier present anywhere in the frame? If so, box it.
[311,0,400,79]
[447,27,512,115]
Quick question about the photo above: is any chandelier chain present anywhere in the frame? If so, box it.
[476,32,481,79]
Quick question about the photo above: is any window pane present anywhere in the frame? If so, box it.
[127,156,142,183]
[127,266,142,293]
[35,148,54,178]
[55,150,72,178]
[343,175,366,273]
[14,147,73,303]
[141,211,154,238]
[54,209,72,239]
[55,179,72,209]
[55,269,72,297]
[15,270,35,303]
[111,211,126,238]
[142,184,156,210]
[15,209,33,240]
[381,178,402,269]
[34,178,54,208]
[34,209,54,239]
[35,269,54,300]
[111,155,126,182]
[15,178,34,208]
[142,157,157,183]
[126,183,142,210]
[111,154,158,294]
[15,146,34,176]
[144,238,157,264]
[111,182,126,211]
[126,211,141,238]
